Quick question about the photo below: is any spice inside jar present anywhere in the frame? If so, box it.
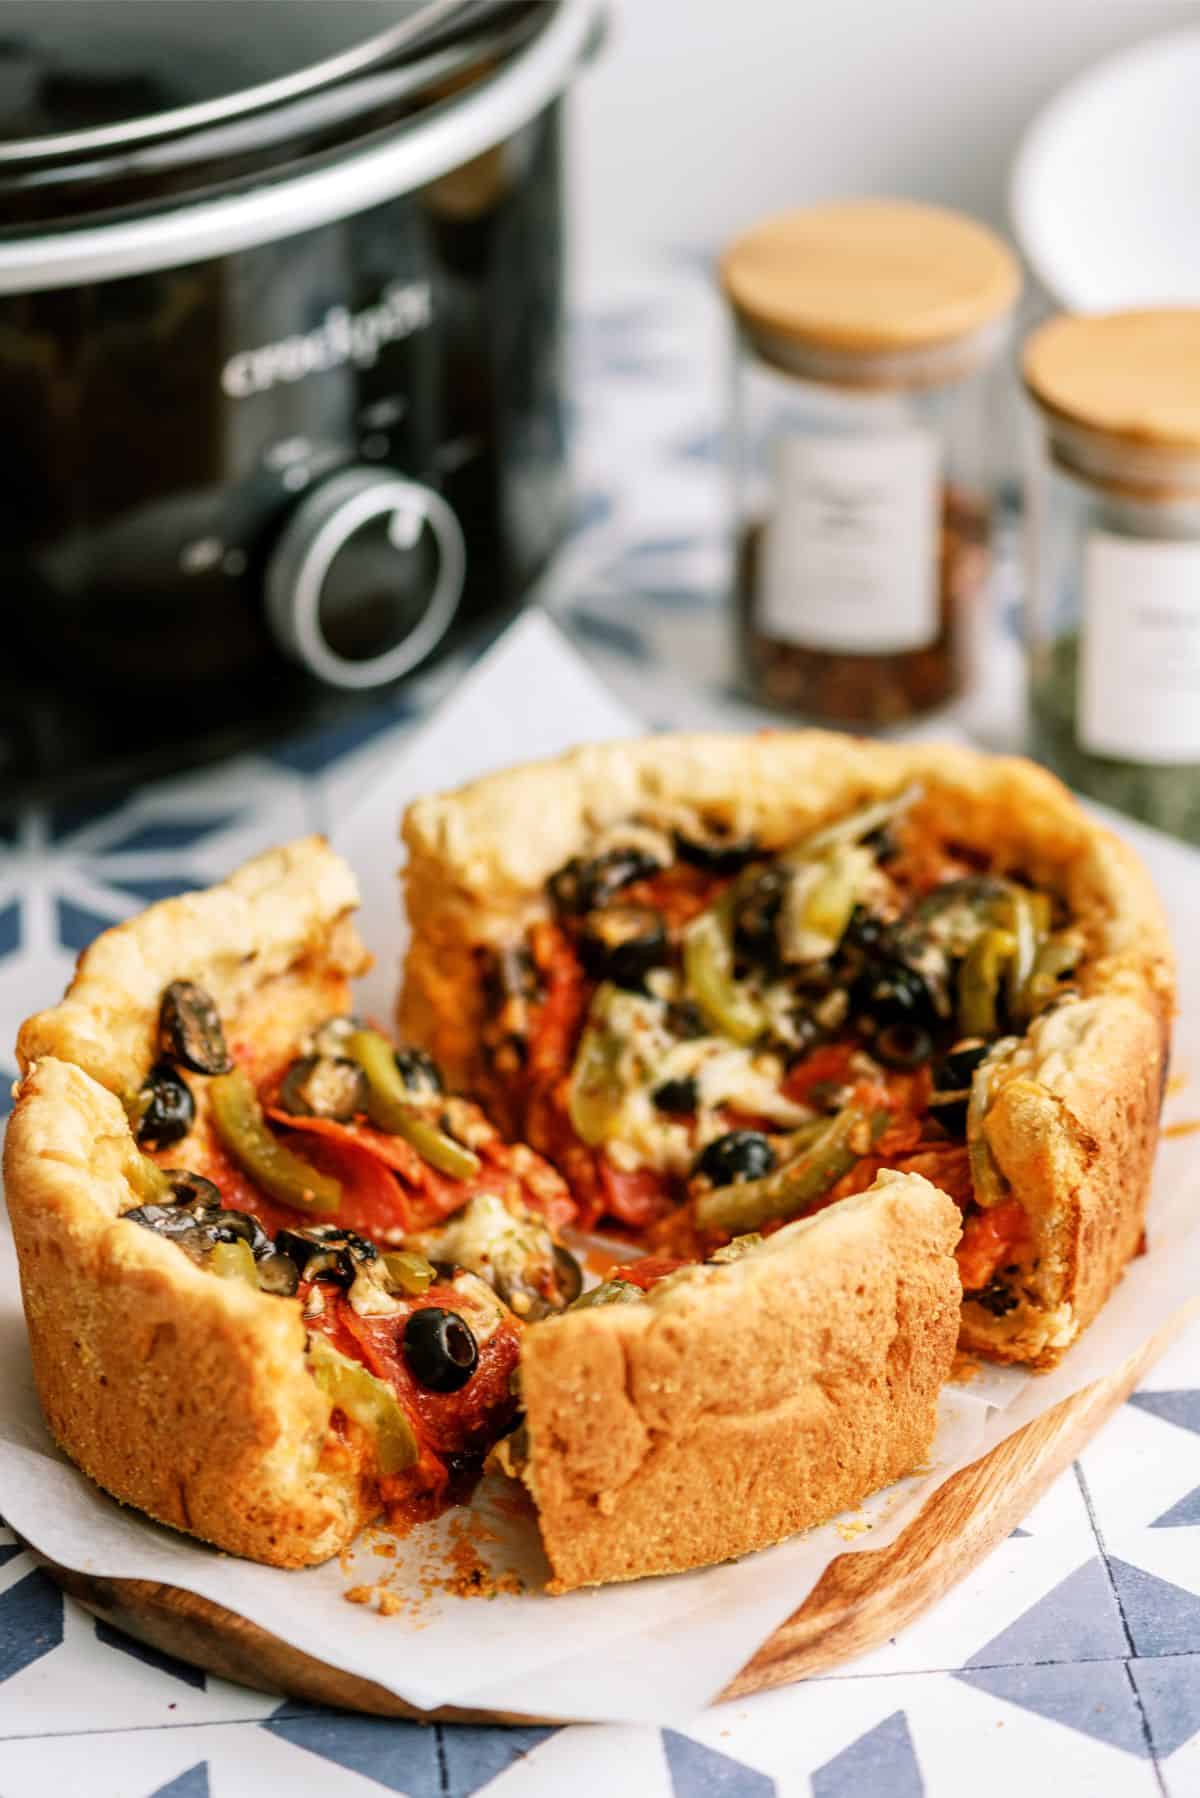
[720,200,1020,729]
[1023,308,1200,841]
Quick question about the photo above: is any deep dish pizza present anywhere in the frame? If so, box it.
[6,834,961,1588]
[401,732,1173,1372]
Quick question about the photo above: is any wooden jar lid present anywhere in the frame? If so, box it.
[720,200,1020,358]
[1023,310,1200,450]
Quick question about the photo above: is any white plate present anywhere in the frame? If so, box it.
[1011,28,1200,311]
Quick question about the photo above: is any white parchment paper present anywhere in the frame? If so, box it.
[1,611,1198,1725]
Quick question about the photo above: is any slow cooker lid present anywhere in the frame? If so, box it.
[0,0,547,230]
[0,0,596,288]
[0,1,499,155]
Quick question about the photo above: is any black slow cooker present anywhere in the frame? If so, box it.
[0,0,597,796]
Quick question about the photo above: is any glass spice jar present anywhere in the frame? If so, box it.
[1024,310,1200,842]
[720,200,1020,728]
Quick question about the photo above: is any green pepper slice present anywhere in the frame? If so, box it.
[567,986,626,1147]
[1020,935,1083,1015]
[210,1067,341,1216]
[999,886,1043,1021]
[569,1278,644,1310]
[308,1334,418,1475]
[957,927,1017,1038]
[346,1029,481,1181]
[795,784,920,858]
[683,906,766,1045]
[695,1106,888,1235]
[382,1250,436,1296]
[210,1238,258,1287]
[799,845,868,945]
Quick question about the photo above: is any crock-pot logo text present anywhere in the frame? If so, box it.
[220,282,433,399]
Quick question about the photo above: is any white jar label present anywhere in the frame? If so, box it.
[759,430,941,654]
[1080,532,1200,764]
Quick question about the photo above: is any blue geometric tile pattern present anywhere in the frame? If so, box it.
[1109,1560,1200,1658]
[955,1661,1153,1757]
[264,1708,442,1796]
[440,1724,558,1795]
[0,1570,64,1682]
[664,1730,776,1797]
[811,1712,923,1798]
[962,1559,1129,1668]
[148,1766,210,1798]
[0,257,1197,1798]
[94,1619,206,1689]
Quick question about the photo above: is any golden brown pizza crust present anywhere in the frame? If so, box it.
[6,840,380,1566]
[4,1057,379,1567]
[515,1170,962,1592]
[17,836,366,1097]
[400,733,1174,1369]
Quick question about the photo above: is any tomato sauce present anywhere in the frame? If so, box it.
[304,1282,522,1523]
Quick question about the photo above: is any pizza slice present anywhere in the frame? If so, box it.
[7,836,961,1587]
[401,732,1173,1371]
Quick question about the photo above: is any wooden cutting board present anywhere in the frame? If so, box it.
[26,1317,1186,1726]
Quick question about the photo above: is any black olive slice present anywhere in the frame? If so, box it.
[159,1170,223,1210]
[673,829,759,873]
[547,846,662,915]
[933,1040,990,1091]
[255,1252,301,1297]
[665,998,708,1040]
[552,1243,585,1308]
[158,980,233,1076]
[278,1055,367,1121]
[394,1046,443,1094]
[208,1208,273,1256]
[274,1224,377,1288]
[694,1129,776,1187]
[973,1275,1019,1316]
[653,1076,699,1114]
[851,958,937,1028]
[874,1021,935,1070]
[134,1060,195,1149]
[732,867,786,969]
[577,906,668,989]
[403,1306,479,1392]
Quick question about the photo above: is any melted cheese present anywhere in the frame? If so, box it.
[578,990,811,1175]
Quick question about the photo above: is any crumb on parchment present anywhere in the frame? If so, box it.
[342,1507,527,1616]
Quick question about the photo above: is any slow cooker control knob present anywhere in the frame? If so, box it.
[265,466,466,690]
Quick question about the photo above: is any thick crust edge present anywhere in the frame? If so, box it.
[6,840,379,1566]
[517,1169,962,1592]
[3,1057,378,1567]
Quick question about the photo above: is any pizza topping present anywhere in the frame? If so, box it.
[278,1054,368,1122]
[210,1067,342,1216]
[392,1046,444,1095]
[346,1028,481,1181]
[308,1334,419,1475]
[274,1223,378,1289]
[673,827,759,872]
[927,1039,989,1133]
[683,906,768,1044]
[577,906,668,990]
[693,1106,888,1235]
[381,1250,438,1296]
[653,1075,698,1115]
[569,1277,644,1309]
[548,843,665,915]
[409,1191,582,1319]
[123,1173,300,1295]
[307,1013,365,1057]
[131,1061,196,1149]
[694,1129,776,1187]
[158,980,234,1077]
[403,1306,479,1392]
